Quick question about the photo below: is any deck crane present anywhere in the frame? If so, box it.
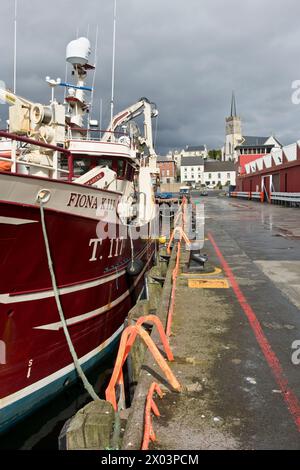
[0,85,66,176]
[101,97,159,172]
[0,86,65,145]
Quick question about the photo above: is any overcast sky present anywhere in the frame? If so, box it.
[1,0,300,154]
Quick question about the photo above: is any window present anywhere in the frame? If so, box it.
[73,158,90,176]
[227,173,230,179]
[73,156,113,176]
[208,173,212,179]
[218,173,221,179]
[97,158,113,169]
[167,170,170,176]
[117,159,125,177]
[126,163,135,181]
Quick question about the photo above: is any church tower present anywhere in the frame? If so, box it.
[223,93,242,161]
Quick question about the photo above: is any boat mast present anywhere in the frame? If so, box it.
[13,0,17,93]
[99,98,103,139]
[110,0,117,125]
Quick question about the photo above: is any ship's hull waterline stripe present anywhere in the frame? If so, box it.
[0,270,126,304]
[0,244,149,304]
[0,216,38,225]
[0,325,124,410]
[0,250,154,410]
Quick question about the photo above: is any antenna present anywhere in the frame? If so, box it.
[110,0,117,124]
[154,113,158,147]
[64,62,68,100]
[13,0,17,94]
[99,98,103,139]
[89,25,99,119]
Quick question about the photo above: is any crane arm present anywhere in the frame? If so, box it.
[102,98,158,162]
[0,85,63,138]
[101,98,147,142]
[102,97,158,146]
[0,87,34,108]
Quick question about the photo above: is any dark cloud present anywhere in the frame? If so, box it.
[1,0,300,153]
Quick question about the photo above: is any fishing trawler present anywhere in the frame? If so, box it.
[0,36,159,433]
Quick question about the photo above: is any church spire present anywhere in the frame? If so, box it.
[230,91,237,117]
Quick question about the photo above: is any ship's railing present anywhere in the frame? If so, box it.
[0,154,70,175]
[271,192,300,205]
[230,190,263,202]
[0,130,72,180]
[67,126,134,146]
[230,191,249,198]
[230,190,300,207]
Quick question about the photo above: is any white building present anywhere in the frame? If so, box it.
[182,145,208,159]
[167,145,208,169]
[167,148,182,167]
[180,157,204,184]
[180,158,236,187]
[203,161,236,187]
[235,135,282,156]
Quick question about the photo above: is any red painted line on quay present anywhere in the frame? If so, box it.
[207,231,300,432]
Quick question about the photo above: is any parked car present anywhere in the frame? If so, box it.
[155,192,173,199]
[200,190,208,196]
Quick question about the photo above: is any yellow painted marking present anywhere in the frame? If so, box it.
[188,279,229,289]
[6,94,15,103]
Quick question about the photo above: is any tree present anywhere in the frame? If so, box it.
[208,149,222,160]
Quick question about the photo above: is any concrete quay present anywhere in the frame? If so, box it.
[122,194,300,450]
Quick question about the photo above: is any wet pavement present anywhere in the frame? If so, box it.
[207,197,300,447]
[147,195,300,449]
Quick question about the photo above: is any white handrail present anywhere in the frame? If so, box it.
[0,155,69,173]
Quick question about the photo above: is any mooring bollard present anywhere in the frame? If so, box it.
[58,400,116,450]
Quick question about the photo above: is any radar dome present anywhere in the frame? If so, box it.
[66,37,91,66]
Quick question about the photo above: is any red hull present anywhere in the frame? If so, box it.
[0,173,155,429]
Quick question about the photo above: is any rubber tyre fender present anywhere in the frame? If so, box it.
[126,258,144,276]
